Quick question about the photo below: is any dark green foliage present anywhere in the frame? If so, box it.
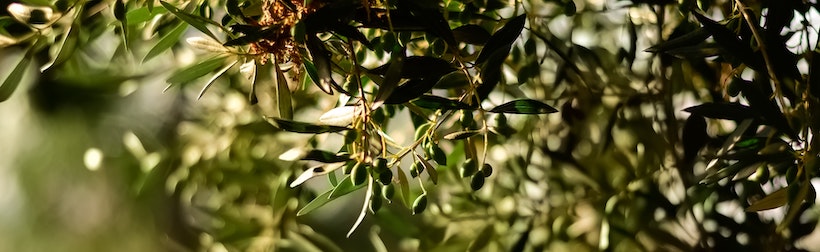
[4,0,820,251]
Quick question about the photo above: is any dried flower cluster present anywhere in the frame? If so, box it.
[251,0,309,65]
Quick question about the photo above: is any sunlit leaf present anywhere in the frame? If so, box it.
[0,52,31,102]
[701,160,760,184]
[746,188,788,212]
[290,164,341,188]
[415,153,437,184]
[347,179,373,237]
[159,1,220,41]
[143,22,187,62]
[40,21,79,72]
[489,99,558,114]
[319,106,357,126]
[186,36,227,52]
[197,60,236,100]
[267,117,349,134]
[126,6,167,24]
[166,55,229,84]
[298,176,365,216]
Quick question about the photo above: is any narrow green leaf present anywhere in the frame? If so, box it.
[302,56,321,88]
[197,60,236,99]
[267,117,349,134]
[779,181,811,232]
[143,22,187,62]
[444,130,481,140]
[489,99,558,114]
[476,44,511,101]
[468,224,495,252]
[396,166,411,208]
[297,190,337,216]
[126,6,167,24]
[702,160,759,184]
[327,169,338,187]
[476,14,526,64]
[645,28,710,53]
[434,71,470,89]
[275,62,294,119]
[167,55,228,84]
[746,187,787,212]
[306,35,335,94]
[347,179,373,237]
[372,47,405,109]
[414,153,437,185]
[383,79,437,105]
[159,1,220,41]
[301,150,351,163]
[40,22,79,72]
[329,175,366,199]
[368,56,456,80]
[298,176,365,216]
[738,78,798,139]
[663,43,722,59]
[411,95,475,110]
[691,11,764,71]
[290,165,340,188]
[682,103,757,120]
[0,53,31,102]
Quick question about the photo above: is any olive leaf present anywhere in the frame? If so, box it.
[0,52,31,102]
[166,55,229,85]
[489,99,558,114]
[412,95,475,110]
[267,117,349,134]
[683,103,758,120]
[143,22,187,62]
[476,14,526,65]
[301,150,351,163]
[372,48,405,109]
[297,176,366,216]
[159,1,221,41]
[290,163,344,188]
[746,187,788,212]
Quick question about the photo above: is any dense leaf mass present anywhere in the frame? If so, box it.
[2,0,820,251]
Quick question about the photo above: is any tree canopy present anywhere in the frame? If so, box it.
[2,0,820,251]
